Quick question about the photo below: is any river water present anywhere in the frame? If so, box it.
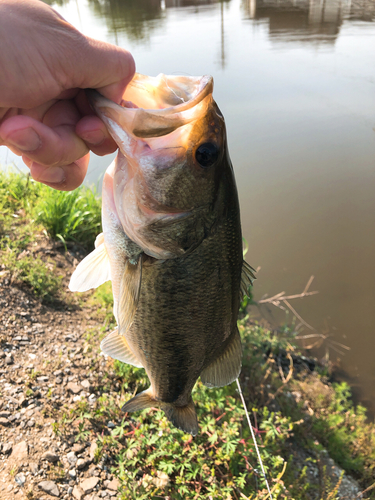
[1,0,375,413]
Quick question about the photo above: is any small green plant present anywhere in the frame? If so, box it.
[34,183,101,250]
[29,369,41,380]
[13,254,60,298]
[0,170,39,217]
[89,281,116,327]
[9,466,20,477]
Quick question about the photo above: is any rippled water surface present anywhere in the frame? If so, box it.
[2,0,375,412]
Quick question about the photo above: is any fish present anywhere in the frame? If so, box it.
[69,73,255,435]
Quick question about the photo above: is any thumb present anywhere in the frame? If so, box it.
[73,37,135,104]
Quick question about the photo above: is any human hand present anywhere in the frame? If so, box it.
[0,0,135,190]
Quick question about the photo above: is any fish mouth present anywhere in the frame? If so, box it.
[86,73,213,147]
[87,74,216,259]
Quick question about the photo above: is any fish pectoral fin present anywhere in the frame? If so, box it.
[200,328,242,388]
[122,390,199,436]
[240,260,257,301]
[94,232,105,247]
[118,254,143,335]
[161,400,199,436]
[69,234,110,292]
[101,329,143,368]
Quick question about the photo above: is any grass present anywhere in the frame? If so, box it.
[0,170,101,299]
[2,170,375,498]
[0,236,62,299]
[0,169,101,250]
[35,183,101,250]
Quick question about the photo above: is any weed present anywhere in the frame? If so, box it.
[88,281,115,327]
[2,250,61,298]
[29,370,41,380]
[0,170,39,217]
[34,183,101,250]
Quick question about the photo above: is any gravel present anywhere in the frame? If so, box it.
[0,270,123,500]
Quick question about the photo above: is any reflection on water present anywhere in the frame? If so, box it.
[84,0,231,43]
[2,0,375,413]
[165,0,227,6]
[242,0,375,44]
[87,0,165,42]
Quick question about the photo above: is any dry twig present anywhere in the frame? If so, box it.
[256,276,350,355]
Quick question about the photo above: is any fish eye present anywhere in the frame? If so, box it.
[195,143,219,168]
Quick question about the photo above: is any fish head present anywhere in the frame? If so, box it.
[87,73,230,258]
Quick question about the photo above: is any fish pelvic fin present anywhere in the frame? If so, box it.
[118,254,142,335]
[69,233,110,292]
[240,260,256,301]
[101,328,143,368]
[122,390,199,436]
[200,328,242,388]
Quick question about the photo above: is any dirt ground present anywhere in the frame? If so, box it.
[0,245,122,500]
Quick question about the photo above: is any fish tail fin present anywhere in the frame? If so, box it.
[121,389,156,413]
[122,390,198,436]
[161,400,198,436]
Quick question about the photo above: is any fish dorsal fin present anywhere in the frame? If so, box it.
[200,328,242,388]
[101,328,143,368]
[69,234,111,292]
[240,260,256,301]
[118,254,143,336]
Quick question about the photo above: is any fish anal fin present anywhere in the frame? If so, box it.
[200,328,242,388]
[69,234,110,292]
[101,329,142,368]
[161,400,198,436]
[118,254,142,335]
[121,389,155,413]
[122,390,199,436]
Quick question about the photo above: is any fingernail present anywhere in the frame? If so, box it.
[7,128,41,152]
[79,130,105,146]
[39,167,65,184]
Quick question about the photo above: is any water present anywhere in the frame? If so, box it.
[1,0,375,412]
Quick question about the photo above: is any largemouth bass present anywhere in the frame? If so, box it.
[69,73,255,435]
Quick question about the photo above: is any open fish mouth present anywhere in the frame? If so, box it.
[85,73,214,146]
[85,72,223,260]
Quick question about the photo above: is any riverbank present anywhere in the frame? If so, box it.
[0,172,374,499]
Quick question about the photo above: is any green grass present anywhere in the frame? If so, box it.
[0,170,101,299]
[0,169,101,250]
[297,378,375,482]
[34,183,101,250]
[0,169,40,215]
[1,247,61,299]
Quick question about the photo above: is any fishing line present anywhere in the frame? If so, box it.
[236,378,273,499]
